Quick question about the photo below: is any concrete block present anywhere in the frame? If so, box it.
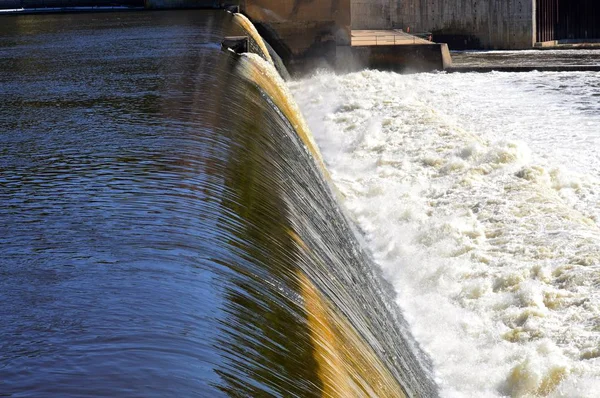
[337,43,450,73]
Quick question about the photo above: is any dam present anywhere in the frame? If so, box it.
[353,0,600,49]
[1,0,598,57]
[1,2,600,398]
[0,0,453,73]
[0,8,437,398]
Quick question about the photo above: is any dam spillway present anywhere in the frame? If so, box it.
[291,63,600,397]
[0,9,437,397]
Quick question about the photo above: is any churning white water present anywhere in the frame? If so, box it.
[290,70,600,397]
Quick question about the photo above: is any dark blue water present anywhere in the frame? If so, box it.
[0,11,296,396]
[0,10,437,397]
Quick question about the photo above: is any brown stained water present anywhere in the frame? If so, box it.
[0,10,436,397]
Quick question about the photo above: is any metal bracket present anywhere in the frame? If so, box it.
[224,5,240,13]
[222,36,249,54]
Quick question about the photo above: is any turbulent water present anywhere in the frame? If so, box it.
[291,68,600,397]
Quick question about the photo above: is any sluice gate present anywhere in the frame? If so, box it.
[537,0,600,43]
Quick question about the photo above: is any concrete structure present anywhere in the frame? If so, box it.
[337,29,452,72]
[0,0,350,73]
[351,0,600,49]
[397,0,535,49]
[338,42,451,73]
[351,0,534,49]
[351,0,396,30]
[147,0,353,73]
[243,1,453,73]
[2,1,599,50]
[238,0,351,73]
[0,0,449,73]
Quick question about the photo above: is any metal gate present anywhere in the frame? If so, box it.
[557,0,600,40]
[536,0,558,42]
[537,0,600,42]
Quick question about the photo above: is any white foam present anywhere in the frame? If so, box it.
[290,70,600,397]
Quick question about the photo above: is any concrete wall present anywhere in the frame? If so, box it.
[259,0,536,50]
[397,0,535,49]
[351,0,395,29]
[337,42,452,72]
[351,0,536,49]
[1,0,351,74]
[241,0,351,73]
[142,0,351,73]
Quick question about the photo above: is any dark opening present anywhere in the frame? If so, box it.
[537,0,600,42]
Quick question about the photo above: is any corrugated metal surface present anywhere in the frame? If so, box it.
[536,0,558,42]
[558,0,600,40]
[537,0,600,42]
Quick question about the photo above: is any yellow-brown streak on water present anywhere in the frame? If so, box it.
[291,231,407,398]
[232,39,409,396]
[233,13,274,65]
[236,53,330,179]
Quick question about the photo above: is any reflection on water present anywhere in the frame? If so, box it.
[0,10,436,397]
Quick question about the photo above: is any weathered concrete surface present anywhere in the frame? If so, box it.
[441,42,453,66]
[351,0,394,29]
[397,0,536,49]
[143,0,351,74]
[338,42,451,73]
[241,0,351,74]
[1,0,351,74]
[351,0,536,50]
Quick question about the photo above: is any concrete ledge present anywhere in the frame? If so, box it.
[337,43,451,73]
[447,65,600,73]
[535,40,600,49]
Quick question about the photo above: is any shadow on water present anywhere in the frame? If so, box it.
[0,10,436,397]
